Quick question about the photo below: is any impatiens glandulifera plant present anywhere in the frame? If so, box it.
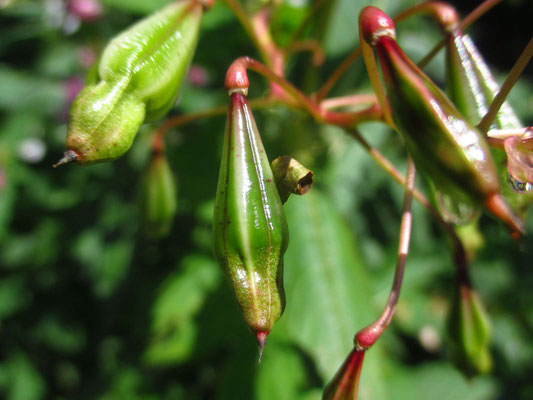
[55,0,533,396]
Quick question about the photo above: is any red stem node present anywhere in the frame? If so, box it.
[359,6,396,46]
[225,57,251,94]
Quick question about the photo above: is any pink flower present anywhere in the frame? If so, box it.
[67,0,103,22]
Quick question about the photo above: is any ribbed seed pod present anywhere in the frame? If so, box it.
[140,153,177,239]
[445,29,533,215]
[359,6,523,235]
[445,31,521,130]
[63,0,203,164]
[212,92,288,352]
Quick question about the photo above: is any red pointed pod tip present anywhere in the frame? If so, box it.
[485,193,525,239]
[256,331,269,362]
[359,6,395,46]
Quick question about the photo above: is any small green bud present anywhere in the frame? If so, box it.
[271,156,313,204]
[212,92,288,354]
[61,0,203,164]
[447,284,492,377]
[140,153,178,239]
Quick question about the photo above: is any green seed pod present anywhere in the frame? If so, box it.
[445,31,521,130]
[359,7,523,235]
[446,284,492,377]
[212,92,288,353]
[445,29,533,215]
[271,156,313,204]
[140,153,178,239]
[62,0,203,164]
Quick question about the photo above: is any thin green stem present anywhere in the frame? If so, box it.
[478,38,533,134]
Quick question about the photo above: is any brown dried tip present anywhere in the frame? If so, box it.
[256,331,268,363]
[53,150,79,168]
[359,6,396,46]
[485,193,525,240]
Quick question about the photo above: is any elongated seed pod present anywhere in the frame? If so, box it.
[359,7,523,235]
[212,92,288,351]
[63,0,203,164]
[446,31,521,130]
[445,29,533,215]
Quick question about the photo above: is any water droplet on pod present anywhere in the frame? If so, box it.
[436,191,480,225]
[507,174,533,194]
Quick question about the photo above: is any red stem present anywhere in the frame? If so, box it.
[355,157,416,349]
[224,56,385,126]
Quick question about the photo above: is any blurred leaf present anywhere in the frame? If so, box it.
[275,188,388,399]
[72,231,134,297]
[101,0,172,14]
[144,254,221,365]
[386,362,495,400]
[0,65,64,115]
[1,353,46,400]
[31,317,86,354]
[256,339,321,400]
[0,276,31,320]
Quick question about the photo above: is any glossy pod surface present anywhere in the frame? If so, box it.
[445,30,533,214]
[375,36,499,204]
[66,0,202,163]
[212,93,288,339]
[445,32,521,130]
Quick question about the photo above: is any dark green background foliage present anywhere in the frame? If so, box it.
[0,0,532,399]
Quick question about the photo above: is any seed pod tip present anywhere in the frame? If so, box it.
[256,331,268,362]
[359,6,395,46]
[485,193,525,238]
[53,150,79,168]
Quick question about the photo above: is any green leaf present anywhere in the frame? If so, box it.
[256,339,321,400]
[2,353,46,400]
[0,65,64,115]
[274,188,388,399]
[144,254,220,365]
